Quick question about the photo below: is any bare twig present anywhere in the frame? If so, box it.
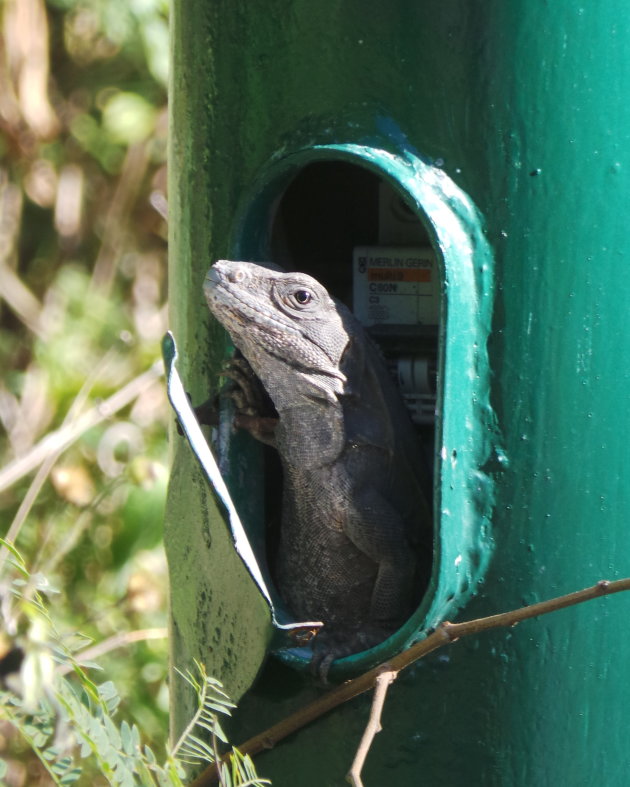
[0,260,43,336]
[5,350,118,553]
[4,0,59,139]
[347,670,397,787]
[191,577,630,786]
[0,360,163,496]
[0,173,38,333]
[0,360,163,576]
[37,478,123,577]
[57,627,168,676]
[90,142,150,294]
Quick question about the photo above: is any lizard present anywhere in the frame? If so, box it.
[204,259,433,672]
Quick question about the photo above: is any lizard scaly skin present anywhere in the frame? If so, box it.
[204,260,432,670]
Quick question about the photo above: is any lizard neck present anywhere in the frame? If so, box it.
[244,347,347,412]
[274,399,346,466]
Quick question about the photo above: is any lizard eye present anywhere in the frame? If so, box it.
[294,289,312,305]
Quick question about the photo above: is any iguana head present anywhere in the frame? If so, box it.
[204,260,354,404]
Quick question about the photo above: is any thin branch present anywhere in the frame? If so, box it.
[347,670,397,787]
[171,667,215,761]
[57,627,168,676]
[90,142,150,294]
[190,577,630,786]
[213,732,227,787]
[0,360,163,496]
[0,260,43,337]
[38,479,122,577]
[6,349,119,555]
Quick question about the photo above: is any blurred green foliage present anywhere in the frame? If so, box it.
[0,0,172,780]
[0,543,268,786]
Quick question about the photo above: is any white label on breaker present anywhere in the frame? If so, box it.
[353,246,439,326]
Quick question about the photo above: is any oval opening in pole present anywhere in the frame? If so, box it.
[222,141,498,677]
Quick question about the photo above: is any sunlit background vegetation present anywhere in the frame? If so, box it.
[0,0,171,781]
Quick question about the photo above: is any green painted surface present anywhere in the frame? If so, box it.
[232,142,497,678]
[166,1,630,783]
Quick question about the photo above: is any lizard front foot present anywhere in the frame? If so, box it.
[221,356,278,444]
[222,356,269,415]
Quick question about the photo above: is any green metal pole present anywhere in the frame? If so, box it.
[167,2,630,783]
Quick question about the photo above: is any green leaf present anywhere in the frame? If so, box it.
[0,538,26,565]
[143,744,157,764]
[59,768,82,786]
[98,681,121,714]
[120,720,134,755]
[103,714,122,750]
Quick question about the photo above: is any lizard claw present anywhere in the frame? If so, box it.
[220,355,279,444]
[233,412,278,444]
[222,356,273,416]
[310,651,336,684]
[307,623,394,682]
